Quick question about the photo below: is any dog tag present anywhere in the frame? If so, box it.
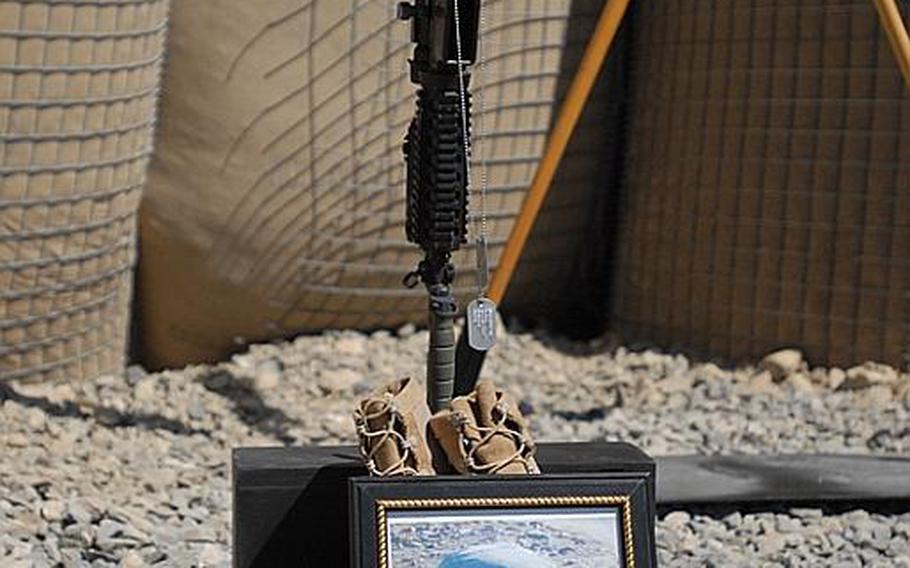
[466,296,497,351]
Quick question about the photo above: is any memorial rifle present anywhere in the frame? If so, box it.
[398,0,484,412]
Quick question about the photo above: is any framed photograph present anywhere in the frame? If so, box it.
[350,474,655,568]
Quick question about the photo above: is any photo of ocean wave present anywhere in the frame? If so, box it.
[386,507,622,568]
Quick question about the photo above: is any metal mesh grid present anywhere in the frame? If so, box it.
[140,0,595,367]
[0,0,168,381]
[612,0,910,368]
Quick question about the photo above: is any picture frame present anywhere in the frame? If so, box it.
[349,474,655,568]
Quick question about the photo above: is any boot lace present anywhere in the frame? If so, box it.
[454,398,538,474]
[354,396,419,476]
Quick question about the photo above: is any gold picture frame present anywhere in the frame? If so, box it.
[350,468,655,566]
[374,495,636,568]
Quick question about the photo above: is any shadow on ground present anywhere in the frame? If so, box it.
[199,370,298,444]
[0,382,207,435]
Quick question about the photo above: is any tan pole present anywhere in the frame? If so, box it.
[872,0,910,92]
[486,0,632,304]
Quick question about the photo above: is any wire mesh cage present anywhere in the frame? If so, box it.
[140,0,606,367]
[612,0,910,369]
[0,0,169,382]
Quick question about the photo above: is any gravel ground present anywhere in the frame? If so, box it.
[1,324,909,566]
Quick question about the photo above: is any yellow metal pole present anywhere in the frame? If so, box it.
[872,0,910,92]
[486,0,632,304]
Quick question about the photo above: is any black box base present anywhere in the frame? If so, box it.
[233,442,655,567]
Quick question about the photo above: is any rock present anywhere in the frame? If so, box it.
[231,353,255,369]
[790,508,823,519]
[787,373,815,394]
[351,379,373,396]
[758,532,786,555]
[843,362,898,389]
[335,336,365,356]
[96,519,127,541]
[760,349,803,381]
[657,374,695,394]
[317,368,360,393]
[134,379,157,402]
[65,499,95,524]
[120,550,145,568]
[663,511,691,529]
[95,518,147,551]
[254,359,282,391]
[828,368,847,390]
[809,367,829,384]
[143,548,167,565]
[203,371,231,390]
[126,365,148,384]
[723,511,743,529]
[397,323,416,337]
[197,543,227,567]
[893,379,910,401]
[40,500,65,522]
[861,385,894,406]
[110,508,157,537]
[776,515,802,533]
[61,523,94,548]
[25,408,46,431]
[8,511,44,540]
[748,371,780,395]
[6,433,28,447]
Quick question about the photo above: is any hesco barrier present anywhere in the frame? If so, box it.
[506,2,628,337]
[0,0,169,382]
[612,1,910,368]
[140,0,614,367]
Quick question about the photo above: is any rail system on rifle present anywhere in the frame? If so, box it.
[398,0,481,412]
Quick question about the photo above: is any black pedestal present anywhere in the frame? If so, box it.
[233,442,655,567]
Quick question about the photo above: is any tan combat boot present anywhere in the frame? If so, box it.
[429,380,540,474]
[353,377,434,476]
